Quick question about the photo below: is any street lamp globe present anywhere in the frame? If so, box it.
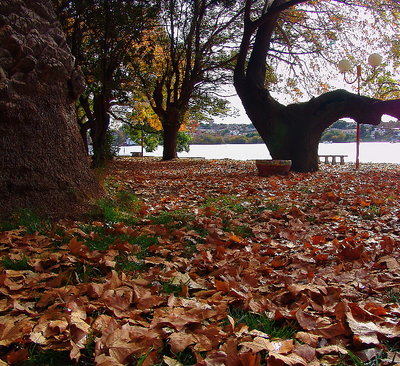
[368,53,382,67]
[338,59,352,73]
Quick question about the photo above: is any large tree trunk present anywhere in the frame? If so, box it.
[234,1,400,173]
[0,0,101,217]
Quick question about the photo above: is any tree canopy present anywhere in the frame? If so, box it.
[52,0,157,166]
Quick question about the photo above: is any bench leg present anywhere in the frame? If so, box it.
[325,157,329,163]
[332,157,337,164]
[340,157,345,165]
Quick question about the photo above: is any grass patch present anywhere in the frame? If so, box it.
[1,256,32,270]
[116,235,159,272]
[339,344,400,366]
[147,210,194,228]
[91,191,142,225]
[22,349,75,366]
[79,225,120,251]
[361,205,381,220]
[388,289,400,303]
[134,235,159,259]
[117,259,148,272]
[161,345,200,366]
[228,307,296,340]
[174,349,198,365]
[0,209,47,234]
[74,263,103,283]
[306,215,317,223]
[160,280,183,296]
[232,224,254,238]
[204,195,248,214]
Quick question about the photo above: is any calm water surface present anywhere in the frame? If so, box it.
[118,142,400,164]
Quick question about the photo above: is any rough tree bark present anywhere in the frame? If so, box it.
[90,92,111,167]
[234,0,400,172]
[0,0,101,217]
[162,123,179,160]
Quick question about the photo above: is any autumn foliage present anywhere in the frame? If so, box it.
[0,159,399,365]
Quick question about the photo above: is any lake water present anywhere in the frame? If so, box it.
[118,142,400,164]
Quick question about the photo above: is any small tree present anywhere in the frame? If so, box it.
[53,0,157,167]
[123,101,192,154]
[131,0,242,160]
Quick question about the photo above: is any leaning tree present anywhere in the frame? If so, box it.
[234,0,400,172]
[0,0,100,216]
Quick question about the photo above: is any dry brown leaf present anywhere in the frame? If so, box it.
[239,336,272,353]
[6,349,29,365]
[295,332,319,347]
[267,352,308,366]
[94,354,124,366]
[163,356,185,366]
[0,315,33,347]
[168,332,196,353]
[293,344,317,363]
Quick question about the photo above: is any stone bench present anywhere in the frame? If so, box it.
[318,154,348,165]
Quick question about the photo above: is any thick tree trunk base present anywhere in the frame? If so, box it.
[0,0,102,218]
[162,125,179,161]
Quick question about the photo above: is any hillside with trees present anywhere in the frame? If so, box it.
[189,121,400,145]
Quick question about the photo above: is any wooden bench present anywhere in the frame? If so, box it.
[130,151,143,157]
[319,154,348,165]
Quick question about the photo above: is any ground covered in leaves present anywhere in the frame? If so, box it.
[0,158,399,366]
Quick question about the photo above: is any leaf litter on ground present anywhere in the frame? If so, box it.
[0,158,399,365]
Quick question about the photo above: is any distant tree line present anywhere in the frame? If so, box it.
[321,120,400,142]
[191,133,263,144]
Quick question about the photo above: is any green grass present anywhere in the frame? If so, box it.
[115,235,159,272]
[0,209,48,234]
[161,345,201,366]
[361,205,381,220]
[91,191,142,225]
[22,349,75,366]
[1,256,32,270]
[204,195,248,214]
[306,215,317,223]
[228,307,296,340]
[133,235,159,258]
[73,263,103,283]
[344,350,364,366]
[160,280,183,296]
[389,289,400,303]
[174,349,198,365]
[232,224,254,238]
[78,224,159,253]
[116,259,148,272]
[147,209,194,228]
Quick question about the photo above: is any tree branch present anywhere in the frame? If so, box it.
[287,89,400,132]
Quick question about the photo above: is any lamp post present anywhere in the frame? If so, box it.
[338,53,382,169]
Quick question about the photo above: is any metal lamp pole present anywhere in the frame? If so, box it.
[338,53,382,169]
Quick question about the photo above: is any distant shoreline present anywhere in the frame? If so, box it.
[119,140,400,147]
